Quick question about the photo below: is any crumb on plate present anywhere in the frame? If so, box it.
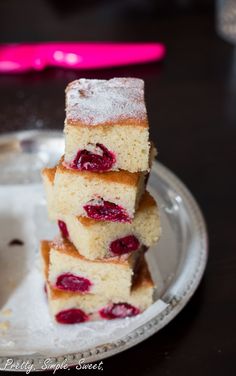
[0,321,10,332]
[0,308,12,317]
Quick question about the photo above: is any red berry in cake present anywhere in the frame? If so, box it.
[84,199,130,222]
[56,309,89,324]
[110,235,140,255]
[99,303,140,319]
[58,220,69,239]
[56,273,92,293]
[70,143,116,171]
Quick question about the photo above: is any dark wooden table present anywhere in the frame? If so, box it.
[0,1,236,375]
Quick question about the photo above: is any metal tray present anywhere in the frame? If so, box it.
[0,131,208,372]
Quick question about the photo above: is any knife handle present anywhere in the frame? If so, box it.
[0,42,166,72]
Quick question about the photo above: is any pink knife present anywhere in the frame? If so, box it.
[0,42,165,73]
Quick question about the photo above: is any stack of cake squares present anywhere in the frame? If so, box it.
[40,78,161,324]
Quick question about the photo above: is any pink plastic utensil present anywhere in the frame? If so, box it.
[0,42,166,73]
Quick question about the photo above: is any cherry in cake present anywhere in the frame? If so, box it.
[99,303,140,319]
[58,220,69,239]
[69,143,116,172]
[55,273,92,293]
[56,308,88,324]
[84,199,130,223]
[109,235,140,256]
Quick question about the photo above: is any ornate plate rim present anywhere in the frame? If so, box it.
[0,130,208,372]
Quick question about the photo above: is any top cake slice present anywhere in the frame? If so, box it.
[64,78,151,173]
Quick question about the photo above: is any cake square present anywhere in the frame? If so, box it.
[42,167,161,260]
[62,191,161,260]
[42,239,144,300]
[64,78,151,173]
[41,241,154,324]
[46,159,146,222]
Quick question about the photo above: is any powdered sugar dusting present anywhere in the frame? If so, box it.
[65,78,147,126]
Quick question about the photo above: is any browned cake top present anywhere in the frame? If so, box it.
[50,237,132,265]
[59,157,143,186]
[40,240,50,279]
[65,78,148,127]
[42,167,56,183]
[138,191,156,211]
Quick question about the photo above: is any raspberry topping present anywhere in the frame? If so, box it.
[58,220,69,239]
[110,235,140,255]
[70,143,116,171]
[99,303,140,319]
[84,199,130,223]
[56,273,92,292]
[56,309,88,324]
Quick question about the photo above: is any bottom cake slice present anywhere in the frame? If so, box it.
[41,240,154,324]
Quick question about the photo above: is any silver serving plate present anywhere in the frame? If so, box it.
[0,131,208,372]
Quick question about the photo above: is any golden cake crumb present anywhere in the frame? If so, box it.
[0,308,12,317]
[0,321,10,332]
